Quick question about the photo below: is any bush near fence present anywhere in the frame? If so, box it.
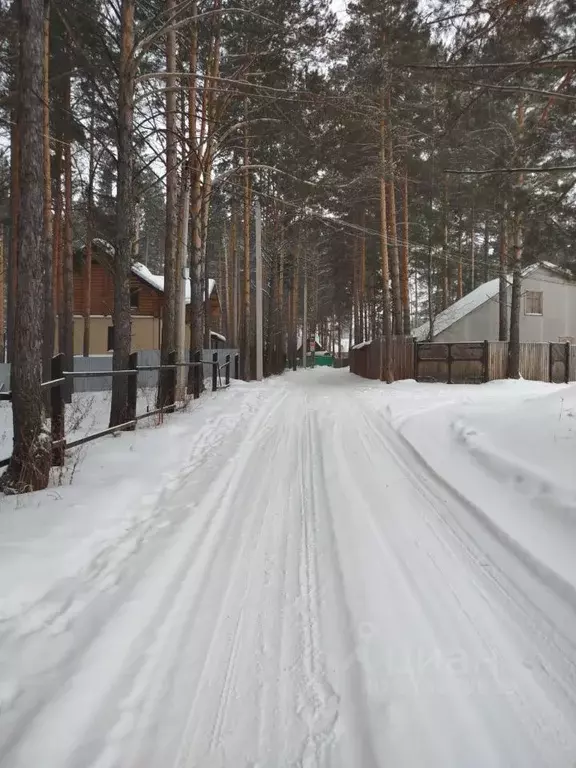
[350,338,576,384]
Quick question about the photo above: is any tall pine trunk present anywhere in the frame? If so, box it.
[386,99,401,336]
[62,77,74,401]
[188,1,203,389]
[7,104,19,364]
[241,97,251,380]
[52,145,62,344]
[83,100,95,356]
[158,0,178,408]
[469,204,476,290]
[401,166,410,335]
[507,213,523,378]
[42,0,53,382]
[110,0,135,427]
[457,226,463,300]
[483,217,490,283]
[0,225,4,360]
[3,0,50,492]
[499,211,509,341]
[379,100,392,382]
[360,212,366,342]
[442,180,449,310]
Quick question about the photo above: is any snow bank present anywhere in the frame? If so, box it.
[365,379,576,593]
[0,383,270,629]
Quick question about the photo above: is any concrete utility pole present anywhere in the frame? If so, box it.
[255,197,263,381]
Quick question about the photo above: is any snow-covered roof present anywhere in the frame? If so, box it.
[132,262,216,304]
[413,261,574,341]
[351,340,372,350]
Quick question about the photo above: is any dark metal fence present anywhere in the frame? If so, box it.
[0,350,240,469]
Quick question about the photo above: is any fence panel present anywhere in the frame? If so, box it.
[549,342,570,384]
[70,349,239,392]
[571,346,576,382]
[416,343,449,382]
[390,336,415,380]
[519,342,550,381]
[487,341,508,380]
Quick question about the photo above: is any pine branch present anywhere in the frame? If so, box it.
[444,166,576,175]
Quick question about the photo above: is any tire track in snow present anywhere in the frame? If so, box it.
[1,388,288,768]
[332,393,576,765]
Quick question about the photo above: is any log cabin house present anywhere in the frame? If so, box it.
[72,239,223,354]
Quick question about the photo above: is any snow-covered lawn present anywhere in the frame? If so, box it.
[1,369,576,766]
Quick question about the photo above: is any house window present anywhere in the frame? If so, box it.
[525,290,543,315]
[130,287,140,310]
[107,326,114,351]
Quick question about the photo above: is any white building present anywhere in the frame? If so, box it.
[414,262,576,344]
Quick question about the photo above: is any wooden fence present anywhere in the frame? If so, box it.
[0,350,239,469]
[350,338,576,385]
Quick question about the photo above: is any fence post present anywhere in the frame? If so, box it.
[413,339,418,381]
[225,354,231,386]
[549,342,554,383]
[126,352,138,430]
[212,351,218,392]
[167,350,176,412]
[234,352,240,380]
[565,341,571,384]
[192,350,201,399]
[51,354,65,466]
[483,340,490,383]
[447,343,453,385]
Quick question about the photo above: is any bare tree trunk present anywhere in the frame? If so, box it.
[42,0,53,382]
[291,251,298,371]
[230,204,238,347]
[442,180,449,310]
[379,100,392,383]
[62,77,74,400]
[242,99,251,379]
[427,229,434,342]
[353,235,359,346]
[469,203,476,290]
[508,102,526,378]
[52,145,62,348]
[7,106,19,364]
[457,226,463,300]
[507,213,523,378]
[83,99,95,356]
[158,0,178,409]
[0,225,4,360]
[386,102,402,336]
[187,0,203,391]
[278,230,286,371]
[484,216,490,283]
[401,166,410,335]
[499,210,509,341]
[360,213,366,342]
[3,0,50,492]
[109,0,135,427]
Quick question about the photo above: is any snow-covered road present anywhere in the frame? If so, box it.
[2,368,576,767]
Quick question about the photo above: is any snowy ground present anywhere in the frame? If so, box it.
[1,369,576,766]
